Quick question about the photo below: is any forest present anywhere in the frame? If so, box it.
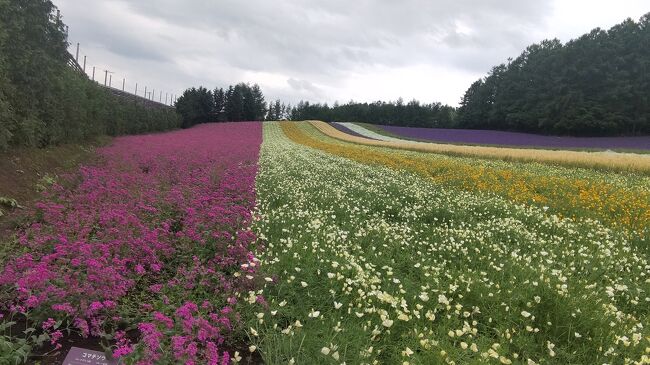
[456,13,650,136]
[0,0,180,150]
[174,83,267,128]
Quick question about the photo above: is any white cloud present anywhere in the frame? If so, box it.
[55,0,648,106]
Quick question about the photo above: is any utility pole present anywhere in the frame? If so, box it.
[159,90,162,103]
[75,43,79,62]
[165,92,168,105]
[92,66,96,81]
[122,78,125,92]
[144,86,148,100]
[152,89,155,101]
[109,74,112,88]
[83,56,86,72]
[135,83,138,96]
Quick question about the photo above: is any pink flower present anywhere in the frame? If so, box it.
[50,330,63,345]
[153,311,174,329]
[42,318,56,330]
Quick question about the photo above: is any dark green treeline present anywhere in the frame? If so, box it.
[456,13,650,136]
[175,84,267,128]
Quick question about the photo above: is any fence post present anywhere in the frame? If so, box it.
[92,66,95,81]
[122,78,125,92]
[135,83,138,96]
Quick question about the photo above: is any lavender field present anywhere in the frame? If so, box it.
[377,125,650,151]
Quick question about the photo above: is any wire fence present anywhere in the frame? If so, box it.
[68,42,178,108]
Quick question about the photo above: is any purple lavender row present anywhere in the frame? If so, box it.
[378,125,650,151]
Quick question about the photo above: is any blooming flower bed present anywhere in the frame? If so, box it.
[374,124,650,151]
[288,122,650,233]
[248,122,649,364]
[0,123,263,364]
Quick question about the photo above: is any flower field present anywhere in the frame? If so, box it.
[319,122,650,174]
[1,123,262,364]
[248,122,649,364]
[1,120,648,364]
[374,124,650,151]
[249,123,650,364]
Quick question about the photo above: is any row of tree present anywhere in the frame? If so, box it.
[456,13,650,136]
[0,0,180,150]
[288,99,456,128]
[175,84,458,129]
[175,83,267,128]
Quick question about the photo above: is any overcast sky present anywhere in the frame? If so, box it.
[55,0,648,107]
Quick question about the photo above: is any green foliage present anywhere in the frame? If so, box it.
[175,86,214,128]
[457,13,650,136]
[0,0,180,150]
[176,82,267,127]
[288,99,457,128]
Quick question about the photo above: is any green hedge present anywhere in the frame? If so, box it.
[0,0,180,150]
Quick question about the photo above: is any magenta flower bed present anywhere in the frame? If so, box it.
[0,123,263,364]
[378,125,650,150]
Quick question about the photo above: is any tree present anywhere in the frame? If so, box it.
[213,87,226,122]
[175,87,214,128]
[0,0,180,149]
[456,13,650,136]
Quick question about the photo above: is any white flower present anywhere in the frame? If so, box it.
[334,301,343,309]
[249,345,257,353]
[308,309,320,318]
[382,319,394,327]
[321,347,331,355]
[521,311,531,318]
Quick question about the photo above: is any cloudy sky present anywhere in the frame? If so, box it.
[55,0,648,106]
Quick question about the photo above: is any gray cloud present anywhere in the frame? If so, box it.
[54,0,648,106]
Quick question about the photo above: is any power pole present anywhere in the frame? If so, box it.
[92,66,96,81]
[83,56,86,72]
[122,78,125,92]
[135,83,138,96]
[159,90,162,103]
[152,89,155,101]
[109,74,112,88]
[75,43,80,62]
[144,86,148,100]
[165,92,168,105]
